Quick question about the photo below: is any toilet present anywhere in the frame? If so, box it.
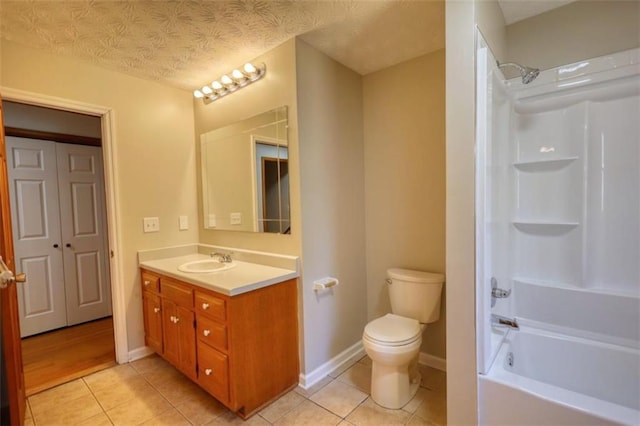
[362,268,445,409]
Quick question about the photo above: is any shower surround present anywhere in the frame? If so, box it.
[475,42,640,425]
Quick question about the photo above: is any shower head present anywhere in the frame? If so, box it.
[497,61,540,84]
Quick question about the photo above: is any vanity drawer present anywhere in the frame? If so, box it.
[197,342,229,403]
[161,278,193,307]
[141,271,160,293]
[197,316,227,352]
[195,292,226,321]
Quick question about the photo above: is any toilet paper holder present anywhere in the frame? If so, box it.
[313,277,339,291]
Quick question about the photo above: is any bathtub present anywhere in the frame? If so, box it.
[479,327,640,426]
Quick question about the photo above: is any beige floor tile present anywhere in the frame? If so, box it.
[141,362,184,387]
[294,375,333,398]
[274,400,342,426]
[414,389,446,426]
[357,355,372,367]
[338,421,356,426]
[31,393,103,426]
[83,364,140,392]
[25,400,33,420]
[174,392,226,425]
[407,413,435,425]
[151,373,208,406]
[130,354,169,374]
[29,379,92,416]
[105,386,171,425]
[140,407,191,426]
[207,410,271,425]
[345,397,411,425]
[336,362,372,394]
[76,411,114,426]
[310,380,368,418]
[91,376,155,411]
[259,389,306,423]
[329,357,361,379]
[418,366,446,392]
[402,387,430,414]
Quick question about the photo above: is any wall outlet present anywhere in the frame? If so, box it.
[179,215,188,231]
[230,212,242,225]
[143,217,159,233]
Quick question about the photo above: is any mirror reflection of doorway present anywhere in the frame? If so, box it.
[262,157,289,233]
[255,141,290,234]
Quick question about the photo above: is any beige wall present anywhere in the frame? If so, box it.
[0,40,199,352]
[363,50,446,359]
[194,39,301,256]
[295,39,367,373]
[507,0,640,71]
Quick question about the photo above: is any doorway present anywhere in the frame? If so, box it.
[2,100,117,395]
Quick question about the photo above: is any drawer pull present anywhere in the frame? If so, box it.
[202,303,210,310]
[153,307,160,314]
[203,329,211,337]
[144,280,151,286]
[205,368,213,376]
[174,316,180,323]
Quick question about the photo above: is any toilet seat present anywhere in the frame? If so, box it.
[364,313,421,346]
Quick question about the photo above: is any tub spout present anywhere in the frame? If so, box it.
[491,314,519,330]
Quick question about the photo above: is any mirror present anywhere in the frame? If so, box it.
[201,106,290,233]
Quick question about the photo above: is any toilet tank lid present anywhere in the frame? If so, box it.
[387,268,445,284]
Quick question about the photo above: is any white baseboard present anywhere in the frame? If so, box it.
[419,351,446,372]
[299,341,365,389]
[128,346,154,362]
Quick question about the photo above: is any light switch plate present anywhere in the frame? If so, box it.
[179,215,188,231]
[207,214,216,228]
[143,217,159,233]
[230,212,242,225]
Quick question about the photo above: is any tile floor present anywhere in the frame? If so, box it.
[24,353,447,425]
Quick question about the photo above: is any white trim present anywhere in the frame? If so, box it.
[419,351,447,372]
[128,346,154,362]
[1,86,128,364]
[298,341,365,389]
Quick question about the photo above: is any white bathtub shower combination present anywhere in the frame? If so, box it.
[476,39,640,426]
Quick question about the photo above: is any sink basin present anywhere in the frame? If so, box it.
[177,259,236,273]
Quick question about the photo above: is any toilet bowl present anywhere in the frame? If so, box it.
[363,268,445,409]
[362,313,424,409]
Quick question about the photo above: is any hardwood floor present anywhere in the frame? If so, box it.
[21,317,116,396]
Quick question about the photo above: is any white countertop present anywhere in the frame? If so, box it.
[139,253,298,296]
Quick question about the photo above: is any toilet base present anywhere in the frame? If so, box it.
[370,361,422,409]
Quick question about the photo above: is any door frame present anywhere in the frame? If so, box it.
[1,87,128,363]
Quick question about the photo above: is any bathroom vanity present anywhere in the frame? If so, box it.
[138,247,299,419]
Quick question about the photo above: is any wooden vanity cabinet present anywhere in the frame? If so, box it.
[140,268,299,419]
[141,271,162,353]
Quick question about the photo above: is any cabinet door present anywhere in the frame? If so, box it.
[177,306,196,381]
[197,342,229,403]
[161,299,180,365]
[142,291,162,354]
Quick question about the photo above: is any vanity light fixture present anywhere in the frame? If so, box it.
[193,62,266,104]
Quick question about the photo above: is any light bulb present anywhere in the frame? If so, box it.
[212,81,223,90]
[193,90,204,98]
[243,63,256,74]
[232,69,244,80]
[201,86,213,95]
[221,75,233,85]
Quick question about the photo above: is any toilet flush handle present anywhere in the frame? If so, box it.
[386,278,392,285]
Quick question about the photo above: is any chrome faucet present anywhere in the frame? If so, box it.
[491,314,519,330]
[210,252,233,263]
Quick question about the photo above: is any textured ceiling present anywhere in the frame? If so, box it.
[0,0,444,91]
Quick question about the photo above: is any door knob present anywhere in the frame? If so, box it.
[202,303,209,310]
[153,307,160,314]
[203,329,211,337]
[53,244,59,248]
[205,368,213,376]
[65,243,72,248]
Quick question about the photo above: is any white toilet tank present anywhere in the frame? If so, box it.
[387,268,445,323]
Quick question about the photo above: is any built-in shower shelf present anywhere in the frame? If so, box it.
[513,156,579,171]
[513,221,579,232]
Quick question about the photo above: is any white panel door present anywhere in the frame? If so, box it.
[6,137,67,337]
[56,143,111,326]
